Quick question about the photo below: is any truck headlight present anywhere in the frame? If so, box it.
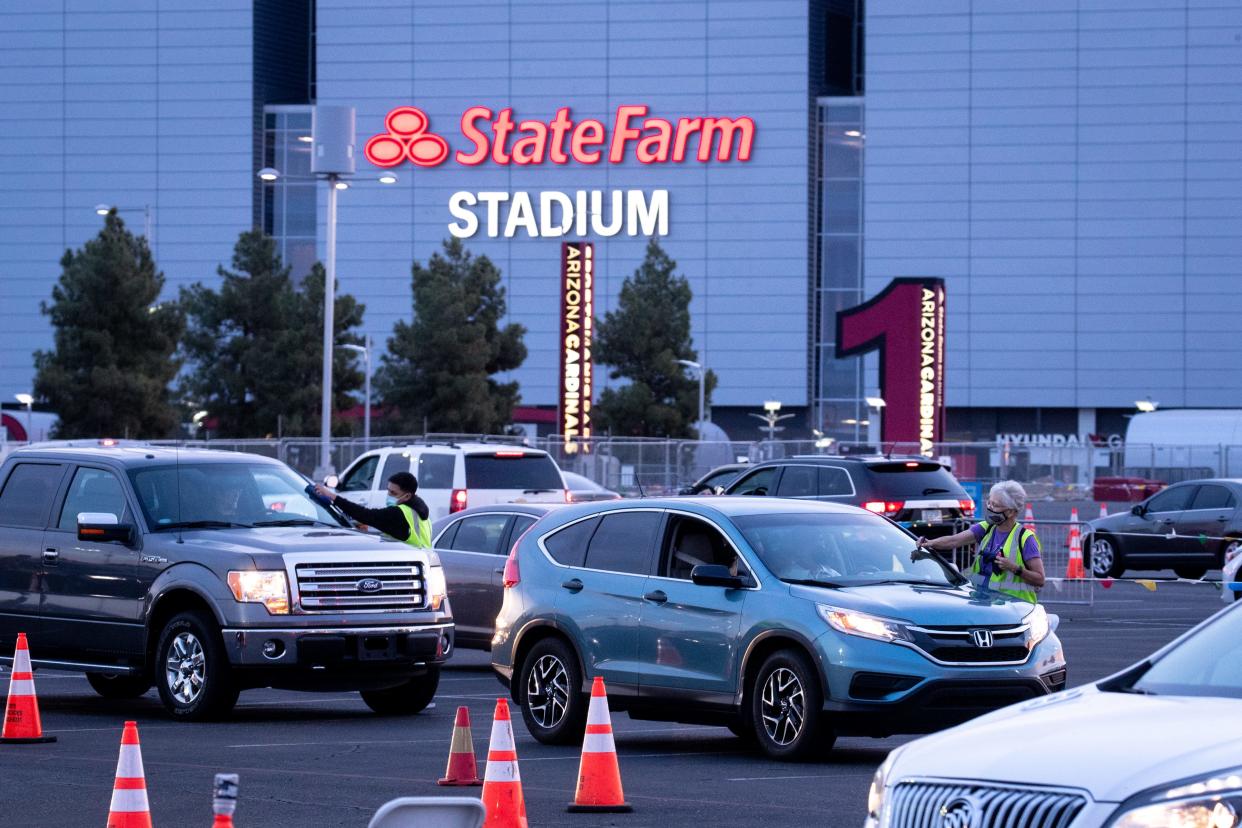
[1026,604,1050,647]
[1109,769,1242,827]
[227,570,289,615]
[425,564,447,612]
[818,605,911,643]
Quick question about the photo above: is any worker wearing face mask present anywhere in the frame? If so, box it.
[314,471,432,548]
[918,480,1045,603]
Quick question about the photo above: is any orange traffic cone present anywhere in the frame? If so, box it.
[1,632,55,743]
[567,677,631,813]
[1066,508,1086,579]
[481,698,527,828]
[1099,503,1108,520]
[1023,504,1035,524]
[212,773,238,827]
[107,721,152,828]
[439,706,483,786]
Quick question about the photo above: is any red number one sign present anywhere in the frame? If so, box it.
[835,278,946,455]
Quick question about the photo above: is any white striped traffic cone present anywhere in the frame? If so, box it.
[567,677,631,812]
[1023,504,1035,524]
[1,632,55,743]
[106,721,152,828]
[1099,502,1108,520]
[481,698,527,828]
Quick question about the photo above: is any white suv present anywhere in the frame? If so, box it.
[334,443,567,520]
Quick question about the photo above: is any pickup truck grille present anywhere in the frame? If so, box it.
[294,561,425,612]
[888,781,1086,828]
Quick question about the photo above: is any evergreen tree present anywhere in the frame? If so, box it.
[375,238,526,433]
[33,210,184,438]
[593,238,716,437]
[179,231,364,437]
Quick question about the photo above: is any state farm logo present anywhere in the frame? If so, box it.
[364,104,755,169]
[364,106,451,168]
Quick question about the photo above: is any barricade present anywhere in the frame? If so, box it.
[951,519,1094,606]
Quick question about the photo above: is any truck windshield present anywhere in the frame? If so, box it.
[128,463,344,529]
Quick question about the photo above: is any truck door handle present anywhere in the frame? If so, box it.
[560,579,583,593]
[43,547,59,565]
[643,590,668,604]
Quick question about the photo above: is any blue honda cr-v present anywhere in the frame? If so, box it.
[491,497,1065,760]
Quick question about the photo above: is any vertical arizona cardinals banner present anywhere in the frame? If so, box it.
[559,242,594,454]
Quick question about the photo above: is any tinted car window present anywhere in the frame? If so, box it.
[862,462,965,498]
[380,452,410,484]
[1131,606,1242,699]
[819,466,853,496]
[510,515,537,540]
[701,467,743,490]
[584,512,660,575]
[340,455,378,492]
[730,467,777,496]
[0,463,63,528]
[1148,485,1195,513]
[418,453,456,489]
[58,467,127,530]
[450,514,510,554]
[776,466,817,497]
[1191,485,1235,511]
[663,515,744,580]
[466,454,563,490]
[543,516,600,567]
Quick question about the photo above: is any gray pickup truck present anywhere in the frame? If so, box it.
[0,445,453,720]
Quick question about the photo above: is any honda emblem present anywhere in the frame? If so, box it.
[970,629,994,648]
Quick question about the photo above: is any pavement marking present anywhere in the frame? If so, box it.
[727,774,839,782]
[235,696,360,707]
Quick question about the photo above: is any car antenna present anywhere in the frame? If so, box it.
[635,476,647,498]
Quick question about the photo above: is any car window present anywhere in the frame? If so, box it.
[380,452,411,485]
[661,515,748,580]
[1131,607,1242,699]
[1148,485,1195,513]
[465,453,563,490]
[58,467,127,530]
[543,516,600,567]
[128,463,340,528]
[730,467,777,496]
[583,512,660,575]
[0,463,64,528]
[776,466,817,498]
[509,515,537,544]
[339,455,379,492]
[434,519,459,548]
[818,466,853,496]
[418,453,456,489]
[449,514,511,554]
[862,462,964,498]
[702,468,743,490]
[1190,485,1235,511]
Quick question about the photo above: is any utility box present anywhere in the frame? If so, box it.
[312,105,356,175]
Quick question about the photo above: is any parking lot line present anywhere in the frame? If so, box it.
[727,774,839,782]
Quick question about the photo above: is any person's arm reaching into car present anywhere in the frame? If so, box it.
[317,490,411,541]
[918,527,977,551]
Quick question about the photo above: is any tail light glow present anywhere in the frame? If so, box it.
[863,500,904,516]
[450,489,468,513]
[494,451,525,457]
[958,499,975,513]
[503,523,539,589]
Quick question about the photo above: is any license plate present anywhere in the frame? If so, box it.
[922,509,943,524]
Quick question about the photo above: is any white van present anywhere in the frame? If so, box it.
[333,442,568,520]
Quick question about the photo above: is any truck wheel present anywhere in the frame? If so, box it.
[360,667,440,715]
[749,649,834,761]
[86,672,151,699]
[155,611,238,721]
[518,637,587,745]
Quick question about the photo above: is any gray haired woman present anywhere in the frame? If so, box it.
[920,480,1046,603]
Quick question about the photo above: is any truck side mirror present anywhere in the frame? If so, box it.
[77,512,133,544]
[323,474,339,489]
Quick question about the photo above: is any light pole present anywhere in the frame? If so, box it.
[865,396,886,448]
[14,393,33,442]
[342,336,372,448]
[675,359,706,431]
[94,204,152,246]
[748,400,796,442]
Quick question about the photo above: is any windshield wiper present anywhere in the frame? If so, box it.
[153,520,246,531]
[250,518,336,528]
[523,488,557,494]
[783,577,846,589]
[1111,686,1157,696]
[923,487,951,495]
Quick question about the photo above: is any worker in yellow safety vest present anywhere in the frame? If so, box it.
[315,471,432,548]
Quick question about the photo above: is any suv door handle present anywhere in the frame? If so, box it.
[643,590,668,604]
[43,547,59,565]
[560,578,583,593]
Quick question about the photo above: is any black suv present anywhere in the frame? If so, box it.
[721,455,973,537]
[0,446,452,720]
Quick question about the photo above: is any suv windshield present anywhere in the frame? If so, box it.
[465,454,563,490]
[863,462,966,498]
[129,463,343,529]
[1119,607,1242,699]
[735,512,961,587]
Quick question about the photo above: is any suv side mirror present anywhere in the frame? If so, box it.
[691,564,745,589]
[77,512,133,544]
[1131,503,1146,517]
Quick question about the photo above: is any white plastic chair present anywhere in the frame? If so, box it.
[367,797,486,828]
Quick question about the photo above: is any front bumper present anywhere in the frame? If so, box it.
[222,622,454,670]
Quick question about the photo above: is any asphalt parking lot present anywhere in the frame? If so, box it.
[1,581,1229,827]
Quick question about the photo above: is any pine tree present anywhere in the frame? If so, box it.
[593,238,716,437]
[179,231,364,437]
[375,238,527,433]
[33,210,184,438]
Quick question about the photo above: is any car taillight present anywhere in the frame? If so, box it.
[502,549,521,588]
[958,499,974,513]
[450,489,467,513]
[564,489,572,503]
[863,500,904,516]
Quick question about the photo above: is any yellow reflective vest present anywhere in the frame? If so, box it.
[970,523,1040,604]
[396,504,432,549]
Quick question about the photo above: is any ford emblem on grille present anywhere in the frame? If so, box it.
[939,795,981,828]
[970,629,994,648]
[357,577,383,593]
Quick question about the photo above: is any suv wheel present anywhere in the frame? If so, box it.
[155,611,238,721]
[749,649,834,761]
[86,672,151,700]
[519,637,587,745]
[360,667,440,715]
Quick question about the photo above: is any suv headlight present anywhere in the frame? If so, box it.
[1026,604,1050,647]
[227,570,289,615]
[818,605,911,643]
[1109,769,1242,827]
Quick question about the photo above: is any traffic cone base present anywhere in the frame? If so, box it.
[2,632,56,744]
[567,677,631,813]
[439,705,483,786]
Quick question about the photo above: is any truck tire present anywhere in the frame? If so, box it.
[86,672,151,700]
[154,610,239,721]
[360,667,440,715]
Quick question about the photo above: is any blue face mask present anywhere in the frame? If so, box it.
[386,495,399,507]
